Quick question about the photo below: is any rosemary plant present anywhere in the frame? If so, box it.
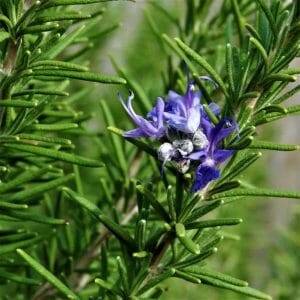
[0,0,299,300]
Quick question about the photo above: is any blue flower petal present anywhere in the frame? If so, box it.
[188,149,207,160]
[191,161,220,192]
[185,83,201,109]
[211,118,237,149]
[119,92,165,139]
[186,106,201,133]
[123,128,147,138]
[213,149,235,163]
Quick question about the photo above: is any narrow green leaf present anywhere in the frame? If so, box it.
[149,1,179,25]
[0,236,43,255]
[252,112,284,126]
[48,234,58,272]
[27,123,78,131]
[175,223,186,238]
[281,68,300,75]
[33,12,91,23]
[40,25,85,59]
[4,144,104,167]
[174,38,228,97]
[185,218,243,230]
[0,31,10,42]
[62,187,101,215]
[264,73,297,83]
[286,104,300,114]
[250,37,269,71]
[130,263,151,294]
[273,85,300,104]
[184,267,248,287]
[42,110,77,118]
[101,214,137,249]
[12,89,69,97]
[17,249,79,299]
[94,278,114,291]
[4,174,75,203]
[174,269,201,284]
[270,44,299,74]
[31,60,88,72]
[226,43,235,97]
[231,0,244,42]
[188,200,223,223]
[135,219,146,250]
[255,0,277,39]
[17,134,72,145]
[29,69,126,84]
[0,15,13,32]
[225,14,234,44]
[249,140,299,151]
[257,104,287,114]
[0,100,38,107]
[0,135,19,143]
[132,251,149,258]
[0,167,50,196]
[137,268,175,296]
[0,232,36,243]
[137,185,170,222]
[0,202,28,210]
[226,136,253,150]
[2,210,68,225]
[177,233,201,255]
[99,178,112,204]
[196,273,271,300]
[179,194,202,223]
[208,181,241,196]
[161,34,197,75]
[88,23,121,40]
[233,127,256,144]
[43,0,129,8]
[210,188,300,200]
[0,270,41,285]
[116,256,129,294]
[99,102,127,175]
[239,91,261,101]
[20,23,59,34]
[172,248,217,269]
[221,152,262,182]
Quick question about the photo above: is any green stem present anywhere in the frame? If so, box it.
[175,172,184,218]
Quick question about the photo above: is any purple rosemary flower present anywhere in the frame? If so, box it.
[163,82,201,133]
[118,77,237,193]
[118,91,165,139]
[189,118,237,192]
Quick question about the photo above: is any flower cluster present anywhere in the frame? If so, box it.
[118,79,237,192]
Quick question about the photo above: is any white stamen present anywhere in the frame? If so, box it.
[172,139,193,156]
[158,143,174,161]
[192,130,209,149]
